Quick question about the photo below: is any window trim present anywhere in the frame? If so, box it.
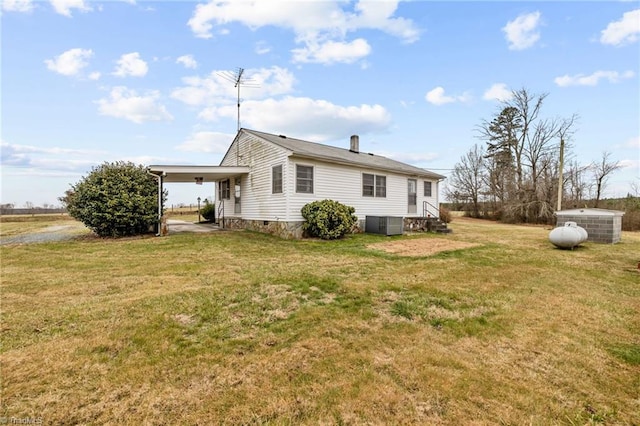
[295,164,314,194]
[362,173,386,198]
[272,164,283,194]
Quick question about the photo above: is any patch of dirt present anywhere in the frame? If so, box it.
[172,314,195,325]
[368,238,480,257]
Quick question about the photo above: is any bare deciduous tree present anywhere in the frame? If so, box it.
[592,151,622,207]
[629,178,640,197]
[446,144,486,218]
[476,88,578,223]
[565,160,590,207]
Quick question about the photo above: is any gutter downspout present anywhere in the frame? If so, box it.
[147,168,165,236]
[436,177,445,211]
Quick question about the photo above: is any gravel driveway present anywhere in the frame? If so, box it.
[0,224,89,245]
[0,220,218,245]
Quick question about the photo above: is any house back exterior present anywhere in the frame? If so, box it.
[215,129,445,238]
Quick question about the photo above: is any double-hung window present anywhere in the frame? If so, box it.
[424,181,433,197]
[375,175,386,197]
[363,173,386,197]
[219,179,230,199]
[296,165,313,193]
[272,165,283,194]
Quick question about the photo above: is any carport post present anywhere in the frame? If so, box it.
[146,168,167,236]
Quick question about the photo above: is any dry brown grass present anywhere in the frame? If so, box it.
[1,217,639,424]
[368,237,480,257]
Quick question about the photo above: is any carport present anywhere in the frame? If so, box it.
[147,165,250,235]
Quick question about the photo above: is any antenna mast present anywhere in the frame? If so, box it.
[218,67,259,132]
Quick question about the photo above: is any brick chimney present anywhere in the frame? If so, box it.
[350,135,359,153]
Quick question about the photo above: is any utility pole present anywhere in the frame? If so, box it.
[557,137,565,211]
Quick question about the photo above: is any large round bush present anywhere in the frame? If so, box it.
[301,199,357,240]
[60,162,159,237]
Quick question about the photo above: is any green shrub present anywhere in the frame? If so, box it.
[59,161,159,237]
[301,199,357,240]
[200,201,216,222]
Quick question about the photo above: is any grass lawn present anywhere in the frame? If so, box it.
[1,217,639,424]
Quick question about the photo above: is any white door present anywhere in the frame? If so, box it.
[408,179,417,214]
[234,177,241,214]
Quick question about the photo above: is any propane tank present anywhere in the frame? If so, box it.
[549,221,588,249]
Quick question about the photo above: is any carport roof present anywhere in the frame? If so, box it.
[148,165,250,183]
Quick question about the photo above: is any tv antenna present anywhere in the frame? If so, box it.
[217,67,260,131]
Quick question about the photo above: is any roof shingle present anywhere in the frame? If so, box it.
[243,129,445,179]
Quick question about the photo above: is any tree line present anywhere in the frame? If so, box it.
[445,88,627,224]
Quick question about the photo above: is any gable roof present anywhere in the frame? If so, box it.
[242,129,446,180]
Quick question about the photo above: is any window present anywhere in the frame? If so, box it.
[363,173,374,196]
[408,179,417,214]
[296,165,313,193]
[376,175,386,197]
[363,173,386,197]
[272,165,283,194]
[424,181,432,197]
[219,179,230,199]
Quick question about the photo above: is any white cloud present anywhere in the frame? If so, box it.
[502,11,541,50]
[176,131,234,153]
[44,48,93,76]
[188,1,338,39]
[600,9,640,46]
[1,141,105,172]
[617,159,636,169]
[113,52,148,77]
[425,87,471,106]
[176,54,197,69]
[197,96,391,142]
[186,0,418,64]
[171,66,296,106]
[95,86,173,124]
[624,136,639,149]
[350,0,420,43]
[88,71,101,80]
[2,0,33,12]
[49,0,91,17]
[255,41,271,55]
[292,38,372,64]
[554,70,635,87]
[483,83,513,101]
[426,87,453,105]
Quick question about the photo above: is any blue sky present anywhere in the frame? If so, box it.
[2,0,639,208]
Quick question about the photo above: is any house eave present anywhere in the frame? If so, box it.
[147,165,250,183]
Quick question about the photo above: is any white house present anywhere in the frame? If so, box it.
[149,128,446,238]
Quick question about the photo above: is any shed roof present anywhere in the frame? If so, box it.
[555,208,625,216]
[242,129,446,180]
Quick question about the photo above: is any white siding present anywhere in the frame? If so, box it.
[285,157,439,221]
[221,133,291,221]
[218,133,441,222]
[418,179,440,217]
